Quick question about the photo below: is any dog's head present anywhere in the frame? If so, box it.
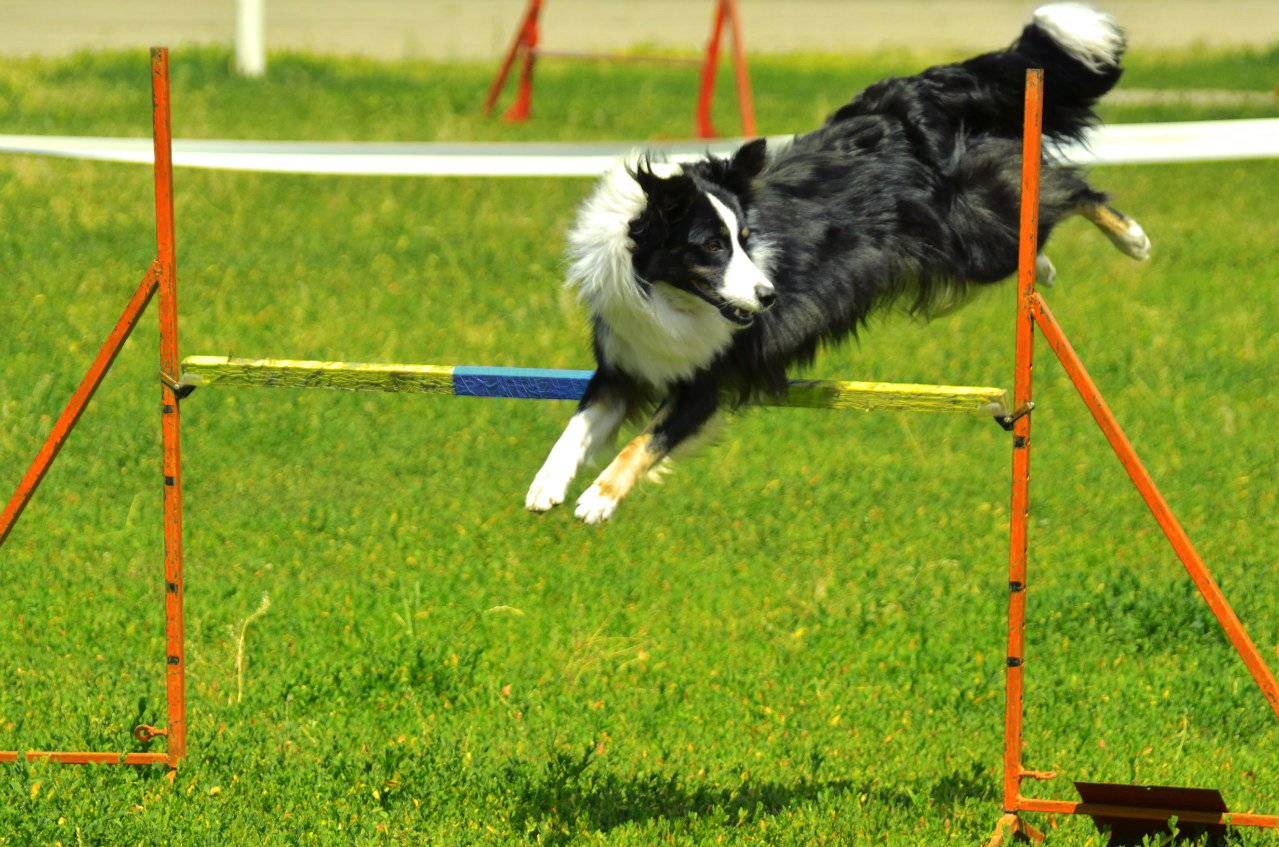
[624,139,774,327]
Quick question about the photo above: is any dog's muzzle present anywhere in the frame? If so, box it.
[717,301,758,326]
[689,281,776,327]
[717,283,776,326]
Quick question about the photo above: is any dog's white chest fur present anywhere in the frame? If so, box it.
[595,290,734,387]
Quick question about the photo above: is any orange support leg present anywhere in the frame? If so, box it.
[695,0,727,138]
[483,0,542,122]
[1017,798,1279,830]
[0,751,170,766]
[0,265,159,546]
[1031,292,1279,719]
[984,812,1045,847]
[696,0,756,139]
[724,0,757,137]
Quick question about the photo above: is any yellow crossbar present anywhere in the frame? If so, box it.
[180,355,1008,416]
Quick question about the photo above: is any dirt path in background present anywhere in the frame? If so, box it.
[2,1,1276,60]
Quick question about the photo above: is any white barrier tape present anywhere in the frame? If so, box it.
[1,118,1276,176]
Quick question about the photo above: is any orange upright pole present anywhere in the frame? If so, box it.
[1003,67,1042,814]
[151,47,187,766]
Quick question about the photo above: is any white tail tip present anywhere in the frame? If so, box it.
[1033,3,1125,72]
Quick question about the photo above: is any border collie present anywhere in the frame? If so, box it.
[527,2,1150,523]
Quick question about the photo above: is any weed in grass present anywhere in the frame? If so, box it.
[230,592,271,705]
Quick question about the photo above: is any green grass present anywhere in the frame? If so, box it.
[1,48,1278,845]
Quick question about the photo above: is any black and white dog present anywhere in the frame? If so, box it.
[528,2,1149,523]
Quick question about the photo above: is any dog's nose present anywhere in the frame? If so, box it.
[756,285,776,310]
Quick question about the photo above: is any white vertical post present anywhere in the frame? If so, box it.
[235,0,266,77]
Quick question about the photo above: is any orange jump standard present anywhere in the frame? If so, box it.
[985,69,1279,846]
[0,48,186,768]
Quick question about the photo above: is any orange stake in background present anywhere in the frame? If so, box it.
[484,0,756,139]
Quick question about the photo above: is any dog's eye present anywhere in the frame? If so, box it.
[705,239,725,253]
[740,227,750,241]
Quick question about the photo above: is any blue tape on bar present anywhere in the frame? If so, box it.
[452,366,593,401]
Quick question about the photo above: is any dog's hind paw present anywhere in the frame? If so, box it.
[1035,254,1056,287]
[525,474,569,512]
[574,485,618,524]
[1113,218,1151,262]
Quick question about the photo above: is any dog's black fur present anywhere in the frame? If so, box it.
[531,4,1148,522]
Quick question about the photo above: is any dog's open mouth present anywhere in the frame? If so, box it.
[686,287,758,327]
[716,302,757,327]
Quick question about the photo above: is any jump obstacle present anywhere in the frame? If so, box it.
[484,0,756,139]
[0,54,1276,844]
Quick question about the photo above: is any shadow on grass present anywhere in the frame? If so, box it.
[506,747,996,844]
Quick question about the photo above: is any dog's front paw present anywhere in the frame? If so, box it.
[574,484,618,524]
[525,473,569,512]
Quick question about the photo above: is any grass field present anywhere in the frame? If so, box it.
[1,46,1278,845]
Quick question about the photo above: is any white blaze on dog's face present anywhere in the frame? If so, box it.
[704,192,775,317]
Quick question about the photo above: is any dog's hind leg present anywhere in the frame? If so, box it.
[1078,201,1151,261]
[575,378,719,524]
[1036,254,1057,287]
[526,374,628,513]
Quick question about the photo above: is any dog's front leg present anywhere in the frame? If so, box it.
[575,380,719,524]
[526,374,627,512]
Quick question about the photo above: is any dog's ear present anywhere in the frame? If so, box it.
[729,138,768,185]
[698,138,767,200]
[632,159,698,221]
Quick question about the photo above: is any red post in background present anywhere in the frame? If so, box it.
[696,0,757,139]
[483,0,542,122]
[485,0,756,139]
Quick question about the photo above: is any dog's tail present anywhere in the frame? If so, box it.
[1015,4,1125,137]
[827,4,1124,147]
[908,4,1126,145]
[1004,3,1126,141]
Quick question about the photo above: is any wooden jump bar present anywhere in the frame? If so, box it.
[179,356,1009,416]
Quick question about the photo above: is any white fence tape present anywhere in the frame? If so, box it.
[1,118,1276,177]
